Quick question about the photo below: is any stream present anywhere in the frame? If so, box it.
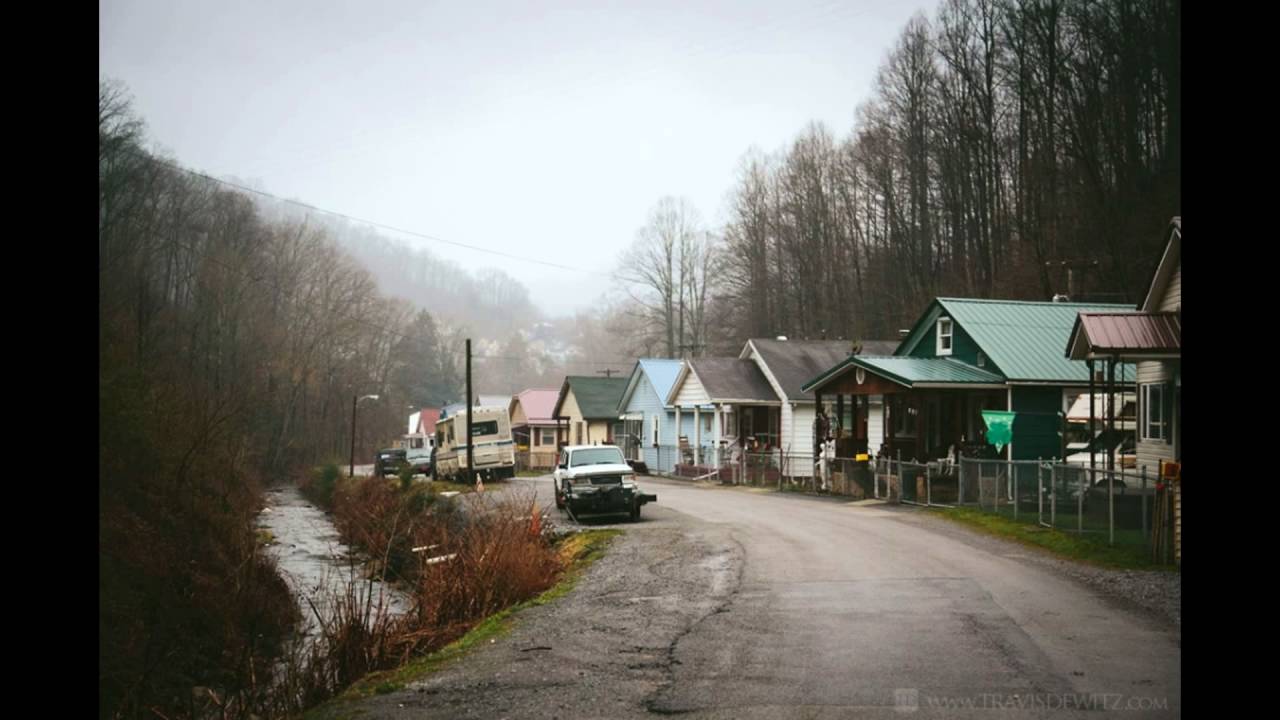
[257,484,412,645]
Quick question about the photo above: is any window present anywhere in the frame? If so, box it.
[1142,383,1168,441]
[575,422,583,444]
[976,351,985,367]
[652,414,660,446]
[937,317,953,356]
[703,414,712,433]
[540,428,555,446]
[470,420,499,437]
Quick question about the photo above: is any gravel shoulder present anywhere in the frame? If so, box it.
[898,504,1181,629]
[313,504,742,719]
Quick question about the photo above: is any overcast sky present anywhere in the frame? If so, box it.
[100,0,935,316]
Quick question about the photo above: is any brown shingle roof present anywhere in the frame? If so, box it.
[747,339,855,401]
[689,357,778,402]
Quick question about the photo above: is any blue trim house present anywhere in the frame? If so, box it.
[616,359,695,472]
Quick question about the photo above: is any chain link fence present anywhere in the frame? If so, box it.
[950,458,1174,554]
[627,441,1175,556]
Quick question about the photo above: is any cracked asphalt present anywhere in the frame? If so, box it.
[328,475,1180,719]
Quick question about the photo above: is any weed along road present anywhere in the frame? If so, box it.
[334,475,1180,719]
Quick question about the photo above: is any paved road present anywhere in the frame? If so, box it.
[334,475,1180,719]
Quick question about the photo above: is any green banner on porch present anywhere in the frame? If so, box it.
[981,410,1016,452]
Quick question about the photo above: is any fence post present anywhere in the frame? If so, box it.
[1013,462,1020,521]
[1077,465,1085,534]
[1108,464,1115,546]
[926,461,932,506]
[1007,458,1013,504]
[1037,459,1043,525]
[1141,465,1149,545]
[958,458,965,507]
[895,449,902,503]
[1050,463,1056,528]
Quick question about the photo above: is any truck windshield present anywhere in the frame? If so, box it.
[570,448,625,467]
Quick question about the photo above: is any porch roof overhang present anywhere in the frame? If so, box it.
[714,399,782,406]
[1066,311,1181,362]
[802,355,1007,394]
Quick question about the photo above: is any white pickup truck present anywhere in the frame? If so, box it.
[553,445,657,522]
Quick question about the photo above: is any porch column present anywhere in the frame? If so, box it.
[713,403,722,464]
[694,405,702,464]
[674,405,681,461]
[836,393,845,450]
[815,390,824,459]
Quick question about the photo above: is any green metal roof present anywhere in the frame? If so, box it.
[857,356,1007,386]
[902,298,1137,383]
[556,375,629,419]
[802,355,1006,391]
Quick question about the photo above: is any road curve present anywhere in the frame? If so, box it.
[329,475,1180,719]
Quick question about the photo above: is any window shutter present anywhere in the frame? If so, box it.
[1164,381,1173,444]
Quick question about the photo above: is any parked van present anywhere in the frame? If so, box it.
[404,431,434,475]
[434,406,516,482]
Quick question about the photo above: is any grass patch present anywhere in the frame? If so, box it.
[516,469,547,477]
[309,529,621,716]
[926,506,1176,571]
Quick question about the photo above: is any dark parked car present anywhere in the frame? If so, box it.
[374,448,407,477]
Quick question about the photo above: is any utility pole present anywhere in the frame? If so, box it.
[466,338,474,485]
[1045,259,1098,299]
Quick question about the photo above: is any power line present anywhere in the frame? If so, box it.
[104,145,668,374]
[130,147,620,278]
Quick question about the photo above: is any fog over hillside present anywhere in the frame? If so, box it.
[252,192,635,395]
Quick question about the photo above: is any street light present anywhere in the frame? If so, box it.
[350,394,380,477]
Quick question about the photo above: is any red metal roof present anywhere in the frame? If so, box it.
[512,388,560,424]
[1067,312,1180,359]
[416,408,441,435]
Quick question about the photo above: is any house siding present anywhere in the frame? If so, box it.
[1136,361,1175,472]
[673,372,710,407]
[868,395,884,457]
[1010,386,1064,460]
[1137,254,1179,473]
[743,340,814,477]
[907,307,985,367]
[788,404,816,477]
[1159,265,1180,312]
[622,372,695,473]
[558,390,583,440]
[588,419,613,444]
